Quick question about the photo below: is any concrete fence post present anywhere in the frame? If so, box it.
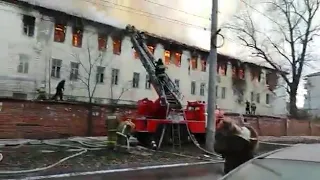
[284,118,288,136]
[256,117,261,135]
[309,120,312,136]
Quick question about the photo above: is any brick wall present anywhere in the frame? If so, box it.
[0,99,320,139]
[0,99,135,139]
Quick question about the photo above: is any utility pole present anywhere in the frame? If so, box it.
[205,0,218,151]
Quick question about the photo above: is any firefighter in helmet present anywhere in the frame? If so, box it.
[155,58,166,81]
[116,118,135,146]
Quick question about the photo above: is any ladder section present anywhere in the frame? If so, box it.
[171,123,181,149]
[126,25,184,109]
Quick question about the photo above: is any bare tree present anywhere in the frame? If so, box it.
[109,80,133,106]
[225,0,320,117]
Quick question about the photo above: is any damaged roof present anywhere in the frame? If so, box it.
[14,0,279,71]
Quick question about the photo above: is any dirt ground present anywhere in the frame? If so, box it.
[1,136,320,179]
[0,143,210,179]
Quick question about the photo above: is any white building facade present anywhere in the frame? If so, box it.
[304,72,320,117]
[0,0,287,116]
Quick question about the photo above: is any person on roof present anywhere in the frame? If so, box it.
[155,58,166,81]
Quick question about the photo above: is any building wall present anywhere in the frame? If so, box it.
[0,99,318,139]
[304,75,320,117]
[0,1,286,116]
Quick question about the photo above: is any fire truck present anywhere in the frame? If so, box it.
[123,25,224,149]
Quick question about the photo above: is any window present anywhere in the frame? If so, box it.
[216,86,219,98]
[191,81,196,95]
[112,37,121,55]
[173,52,181,67]
[251,92,254,102]
[96,66,105,83]
[239,68,245,79]
[132,72,140,88]
[134,50,139,59]
[12,93,27,100]
[164,50,171,65]
[111,68,119,85]
[218,63,227,76]
[98,34,107,51]
[145,74,151,89]
[191,57,198,70]
[70,62,79,80]
[72,26,83,47]
[174,79,180,89]
[148,46,155,54]
[54,23,66,43]
[256,93,260,103]
[51,59,62,78]
[200,83,205,96]
[266,94,270,104]
[22,15,35,37]
[221,87,226,99]
[201,60,207,72]
[17,54,29,74]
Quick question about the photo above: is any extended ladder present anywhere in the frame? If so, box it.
[171,123,181,149]
[126,25,184,110]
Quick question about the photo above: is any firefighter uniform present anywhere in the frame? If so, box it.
[155,59,166,81]
[116,119,135,146]
[36,87,47,100]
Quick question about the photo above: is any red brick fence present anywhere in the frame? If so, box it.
[0,99,320,139]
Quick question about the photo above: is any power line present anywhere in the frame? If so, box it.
[85,0,211,30]
[141,0,211,20]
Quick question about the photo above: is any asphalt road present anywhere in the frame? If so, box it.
[12,162,224,180]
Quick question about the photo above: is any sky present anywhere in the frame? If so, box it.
[21,0,320,107]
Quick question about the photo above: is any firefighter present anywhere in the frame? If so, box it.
[51,79,65,101]
[245,100,250,114]
[214,119,258,174]
[155,58,166,81]
[251,103,256,115]
[116,119,135,146]
[36,86,47,100]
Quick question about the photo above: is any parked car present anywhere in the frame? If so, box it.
[219,143,320,180]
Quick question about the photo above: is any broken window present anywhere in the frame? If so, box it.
[266,71,278,91]
[148,46,155,54]
[200,83,205,96]
[96,66,105,83]
[164,50,171,65]
[266,94,270,104]
[239,67,245,79]
[132,72,140,88]
[111,68,119,85]
[112,37,121,55]
[256,93,260,103]
[201,60,207,72]
[251,92,254,102]
[250,66,261,82]
[51,59,62,78]
[145,74,151,89]
[191,57,198,70]
[217,62,227,76]
[70,62,79,80]
[54,23,66,43]
[98,34,107,51]
[134,50,139,59]
[174,79,180,89]
[173,52,181,67]
[221,87,226,99]
[17,54,29,74]
[22,15,35,37]
[191,81,196,95]
[72,26,83,47]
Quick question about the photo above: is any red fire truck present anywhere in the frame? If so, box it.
[123,25,224,149]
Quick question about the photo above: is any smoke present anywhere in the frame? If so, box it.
[19,0,126,29]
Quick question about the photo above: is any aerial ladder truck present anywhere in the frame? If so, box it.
[124,25,222,149]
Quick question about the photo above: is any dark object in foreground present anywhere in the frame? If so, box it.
[214,119,258,174]
[220,143,320,180]
[51,79,65,101]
